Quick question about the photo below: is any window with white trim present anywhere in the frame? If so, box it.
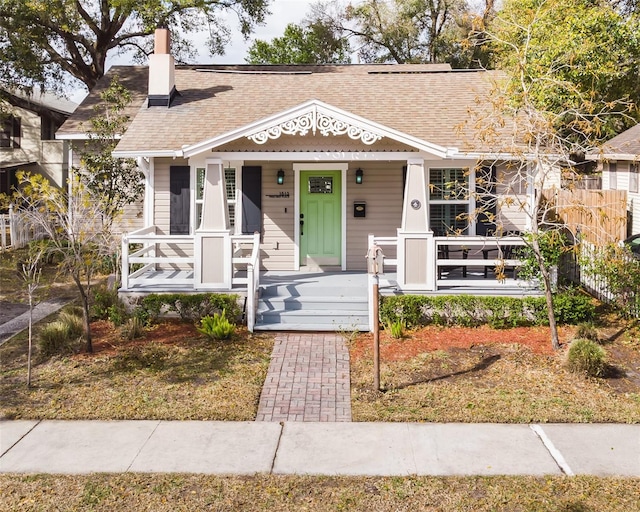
[609,162,617,190]
[195,167,205,230]
[630,163,639,194]
[428,168,470,235]
[225,167,237,231]
[195,166,239,231]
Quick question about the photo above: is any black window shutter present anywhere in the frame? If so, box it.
[402,165,407,199]
[241,166,262,234]
[170,166,190,235]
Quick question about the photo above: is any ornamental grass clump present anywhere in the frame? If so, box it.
[37,310,84,357]
[389,319,404,339]
[198,309,235,340]
[567,338,607,377]
[575,322,600,343]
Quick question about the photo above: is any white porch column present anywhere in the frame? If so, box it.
[195,158,232,290]
[398,158,436,291]
[138,157,154,227]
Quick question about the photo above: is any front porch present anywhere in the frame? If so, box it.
[120,228,540,332]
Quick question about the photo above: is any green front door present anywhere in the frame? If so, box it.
[300,171,341,266]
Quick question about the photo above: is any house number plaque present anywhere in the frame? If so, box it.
[410,199,421,210]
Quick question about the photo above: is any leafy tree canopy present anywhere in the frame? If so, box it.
[0,0,271,92]
[302,0,495,67]
[246,20,351,64]
[488,0,640,143]
[79,76,144,230]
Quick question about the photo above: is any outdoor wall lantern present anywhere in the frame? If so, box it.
[277,169,285,185]
[355,168,364,184]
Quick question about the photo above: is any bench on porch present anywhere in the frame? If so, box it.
[435,235,524,280]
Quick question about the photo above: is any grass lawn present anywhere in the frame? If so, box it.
[1,474,639,511]
[0,320,273,421]
[350,324,640,423]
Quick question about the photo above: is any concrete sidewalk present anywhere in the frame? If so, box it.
[0,298,71,345]
[1,420,638,476]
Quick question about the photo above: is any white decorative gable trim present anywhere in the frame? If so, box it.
[177,99,459,159]
[247,105,382,145]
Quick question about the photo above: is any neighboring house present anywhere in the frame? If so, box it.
[0,90,76,198]
[594,123,640,237]
[57,29,546,331]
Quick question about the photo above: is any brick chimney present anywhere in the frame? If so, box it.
[148,27,176,107]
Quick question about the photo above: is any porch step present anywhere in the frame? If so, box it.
[254,276,369,332]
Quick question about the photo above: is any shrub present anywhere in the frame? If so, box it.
[139,293,242,323]
[91,287,130,325]
[379,291,594,330]
[38,322,71,356]
[553,290,596,324]
[575,322,599,343]
[91,287,119,320]
[567,338,606,377]
[198,309,235,340]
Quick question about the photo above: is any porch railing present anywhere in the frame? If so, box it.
[122,225,194,290]
[367,233,527,287]
[240,233,261,332]
[121,227,262,325]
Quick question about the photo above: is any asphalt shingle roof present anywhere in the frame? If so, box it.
[600,123,640,158]
[58,64,506,154]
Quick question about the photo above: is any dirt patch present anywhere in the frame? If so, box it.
[81,319,202,357]
[606,342,640,394]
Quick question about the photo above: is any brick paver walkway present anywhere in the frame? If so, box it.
[256,333,352,422]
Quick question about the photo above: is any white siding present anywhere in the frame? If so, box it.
[346,163,403,270]
[603,161,640,235]
[495,164,529,233]
[260,163,295,271]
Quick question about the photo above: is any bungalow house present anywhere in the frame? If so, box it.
[1,90,76,198]
[57,29,544,331]
[594,123,640,237]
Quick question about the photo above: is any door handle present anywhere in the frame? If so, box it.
[300,219,304,236]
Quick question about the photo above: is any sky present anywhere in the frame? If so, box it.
[216,0,316,63]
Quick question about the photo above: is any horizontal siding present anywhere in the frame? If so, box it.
[346,163,403,270]
[261,163,295,270]
[154,157,188,235]
[496,195,528,232]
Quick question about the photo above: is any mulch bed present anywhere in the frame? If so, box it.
[351,325,575,362]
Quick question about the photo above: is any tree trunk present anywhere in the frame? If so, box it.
[532,236,561,350]
[542,269,561,350]
[27,294,33,387]
[72,274,93,353]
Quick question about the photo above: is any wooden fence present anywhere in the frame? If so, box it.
[544,189,627,245]
[0,206,45,252]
